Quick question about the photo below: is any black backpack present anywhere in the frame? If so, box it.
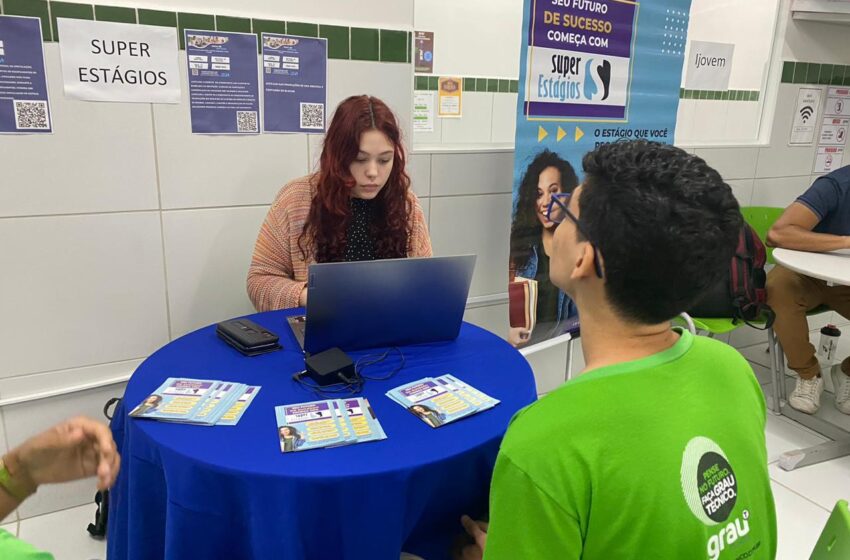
[688,223,775,329]
[87,397,121,538]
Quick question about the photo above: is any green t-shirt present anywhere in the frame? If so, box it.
[0,528,53,560]
[485,330,776,560]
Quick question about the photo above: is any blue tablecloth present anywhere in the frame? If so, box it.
[107,310,536,560]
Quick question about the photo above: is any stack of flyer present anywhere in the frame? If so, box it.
[129,378,260,426]
[386,375,500,428]
[275,398,386,453]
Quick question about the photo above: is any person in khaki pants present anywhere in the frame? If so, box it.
[766,165,850,414]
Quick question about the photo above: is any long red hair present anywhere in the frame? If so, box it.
[299,95,412,262]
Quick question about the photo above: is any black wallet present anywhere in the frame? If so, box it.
[216,319,281,356]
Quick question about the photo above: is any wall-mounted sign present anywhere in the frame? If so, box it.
[58,18,180,103]
[414,31,434,74]
[790,87,821,145]
[438,76,462,118]
[684,40,734,91]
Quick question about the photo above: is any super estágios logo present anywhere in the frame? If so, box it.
[539,53,612,103]
[680,437,754,560]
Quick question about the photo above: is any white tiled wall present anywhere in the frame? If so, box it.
[413,93,516,147]
[491,94,519,144]
[428,151,513,197]
[694,147,760,181]
[162,206,269,338]
[0,47,158,218]
[0,212,170,379]
[441,93,494,145]
[91,0,415,29]
[430,193,511,297]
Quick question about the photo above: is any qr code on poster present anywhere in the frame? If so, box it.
[236,110,259,133]
[300,102,324,130]
[14,100,50,130]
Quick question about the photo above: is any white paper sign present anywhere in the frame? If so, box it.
[824,87,850,117]
[814,146,844,173]
[57,18,180,103]
[684,41,734,91]
[413,92,434,132]
[818,117,849,146]
[790,87,822,145]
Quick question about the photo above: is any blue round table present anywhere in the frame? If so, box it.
[107,310,536,560]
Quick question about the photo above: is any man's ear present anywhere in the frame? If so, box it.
[570,243,597,280]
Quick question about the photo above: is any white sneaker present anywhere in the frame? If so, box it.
[831,366,850,414]
[789,376,824,414]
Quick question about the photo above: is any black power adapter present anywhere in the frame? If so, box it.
[304,347,356,386]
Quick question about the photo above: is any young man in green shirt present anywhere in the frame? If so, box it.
[462,140,776,559]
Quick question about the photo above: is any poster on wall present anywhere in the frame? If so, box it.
[824,87,850,118]
[437,76,462,118]
[0,15,52,134]
[789,87,821,145]
[186,30,259,134]
[57,18,180,104]
[814,146,844,174]
[818,117,848,146]
[413,91,435,132]
[261,34,327,134]
[414,31,434,74]
[683,40,733,91]
[508,0,692,349]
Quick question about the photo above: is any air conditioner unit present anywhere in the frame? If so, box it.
[792,0,850,23]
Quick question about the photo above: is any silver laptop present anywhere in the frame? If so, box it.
[286,255,476,354]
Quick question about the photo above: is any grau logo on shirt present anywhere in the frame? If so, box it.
[680,437,752,560]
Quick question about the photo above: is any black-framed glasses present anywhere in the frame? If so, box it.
[547,192,604,279]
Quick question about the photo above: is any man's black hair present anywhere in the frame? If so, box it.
[579,140,742,324]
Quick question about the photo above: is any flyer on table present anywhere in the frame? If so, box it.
[0,15,52,134]
[219,386,261,426]
[387,378,479,428]
[129,377,219,421]
[342,398,387,443]
[261,33,327,134]
[186,30,260,134]
[276,400,346,452]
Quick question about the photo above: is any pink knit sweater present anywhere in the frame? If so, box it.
[247,175,433,311]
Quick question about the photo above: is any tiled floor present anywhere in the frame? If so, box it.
[7,330,850,560]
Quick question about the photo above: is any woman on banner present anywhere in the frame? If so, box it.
[247,96,432,311]
[508,150,580,347]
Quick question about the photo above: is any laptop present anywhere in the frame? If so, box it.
[286,255,476,355]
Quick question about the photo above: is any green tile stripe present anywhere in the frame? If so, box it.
[679,89,760,102]
[50,1,93,42]
[4,0,52,41]
[7,1,410,63]
[781,60,850,86]
[94,5,136,24]
[414,75,519,93]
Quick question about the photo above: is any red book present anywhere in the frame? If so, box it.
[509,278,538,331]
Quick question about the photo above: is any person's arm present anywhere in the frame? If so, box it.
[408,196,433,257]
[0,417,120,520]
[247,200,309,311]
[767,193,849,252]
[480,454,581,560]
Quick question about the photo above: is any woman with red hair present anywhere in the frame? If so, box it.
[247,95,432,311]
